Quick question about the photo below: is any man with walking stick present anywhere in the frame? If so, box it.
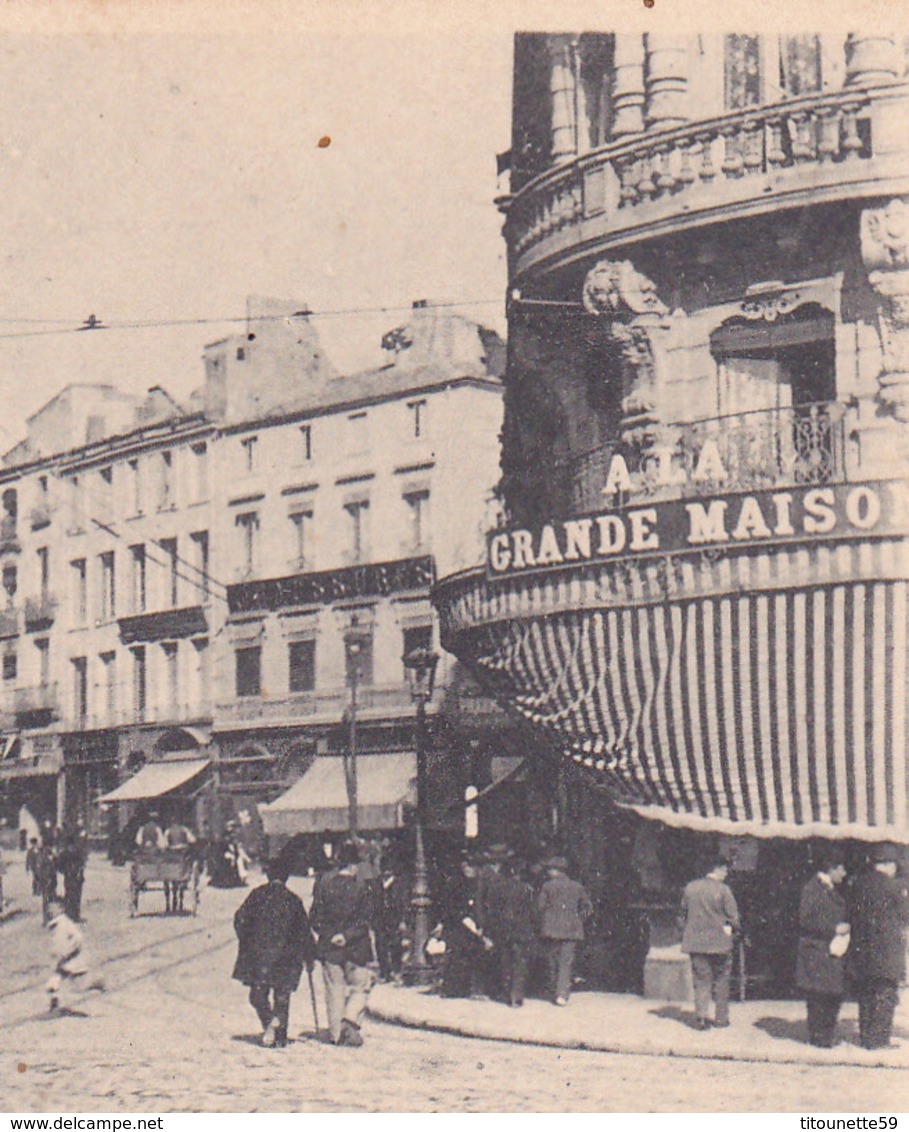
[232,856,316,1048]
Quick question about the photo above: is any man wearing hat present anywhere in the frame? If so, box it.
[678,859,740,1031]
[232,856,316,1048]
[537,856,593,1006]
[847,843,909,1050]
[310,839,378,1046]
[795,847,849,1047]
[477,845,536,1007]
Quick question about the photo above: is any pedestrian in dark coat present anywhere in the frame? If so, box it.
[232,858,315,1047]
[495,863,537,1007]
[438,857,491,999]
[310,842,377,1047]
[25,838,41,896]
[34,843,59,926]
[795,851,849,1047]
[371,859,410,983]
[847,843,909,1050]
[679,860,740,1030]
[56,830,87,923]
[537,857,593,1005]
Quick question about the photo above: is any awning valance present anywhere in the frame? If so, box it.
[437,538,909,842]
[260,753,416,836]
[98,758,210,804]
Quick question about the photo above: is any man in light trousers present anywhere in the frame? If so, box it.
[310,840,377,1047]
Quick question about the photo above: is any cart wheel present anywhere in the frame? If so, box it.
[191,862,200,917]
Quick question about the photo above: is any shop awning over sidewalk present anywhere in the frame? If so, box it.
[260,753,416,836]
[98,757,210,804]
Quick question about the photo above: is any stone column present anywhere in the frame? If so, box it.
[612,34,646,139]
[861,198,909,422]
[548,35,577,162]
[645,34,690,130]
[845,34,901,85]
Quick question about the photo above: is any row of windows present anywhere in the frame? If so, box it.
[237,400,428,476]
[233,624,431,698]
[235,490,430,576]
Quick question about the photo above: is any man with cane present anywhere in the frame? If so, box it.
[232,856,316,1048]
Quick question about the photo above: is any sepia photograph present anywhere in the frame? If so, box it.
[2,0,909,1115]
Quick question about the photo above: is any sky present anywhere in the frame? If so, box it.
[0,20,514,448]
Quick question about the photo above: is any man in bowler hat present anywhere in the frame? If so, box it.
[847,842,909,1050]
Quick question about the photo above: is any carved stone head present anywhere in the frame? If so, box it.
[582,260,668,319]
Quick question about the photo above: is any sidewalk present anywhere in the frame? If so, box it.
[369,984,909,1070]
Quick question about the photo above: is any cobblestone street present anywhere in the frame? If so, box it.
[3,855,907,1113]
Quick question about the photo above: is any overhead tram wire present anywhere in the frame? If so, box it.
[0,296,505,343]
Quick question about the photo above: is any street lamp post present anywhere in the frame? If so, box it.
[403,646,439,986]
[344,630,363,837]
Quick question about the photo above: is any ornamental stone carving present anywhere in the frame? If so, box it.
[862,199,909,420]
[582,260,671,446]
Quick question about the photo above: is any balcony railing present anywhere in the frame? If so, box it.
[73,701,212,730]
[563,401,853,514]
[14,682,59,723]
[24,594,57,632]
[503,83,908,276]
[215,683,416,726]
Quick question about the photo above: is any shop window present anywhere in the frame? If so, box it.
[288,639,316,693]
[235,646,262,698]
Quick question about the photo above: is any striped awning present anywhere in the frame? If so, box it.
[438,544,909,842]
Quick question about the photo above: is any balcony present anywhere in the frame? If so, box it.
[24,594,57,632]
[503,83,909,281]
[228,555,435,615]
[215,684,416,729]
[562,401,857,514]
[29,501,52,531]
[118,605,208,644]
[0,607,19,639]
[75,701,212,731]
[15,683,59,726]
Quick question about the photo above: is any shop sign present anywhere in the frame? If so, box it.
[487,479,909,577]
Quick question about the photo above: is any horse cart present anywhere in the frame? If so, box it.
[129,848,201,917]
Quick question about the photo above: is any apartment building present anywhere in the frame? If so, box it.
[0,302,505,845]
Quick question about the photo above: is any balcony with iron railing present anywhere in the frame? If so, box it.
[502,82,909,281]
[24,594,57,632]
[14,682,59,725]
[73,700,212,731]
[215,683,418,728]
[560,401,858,515]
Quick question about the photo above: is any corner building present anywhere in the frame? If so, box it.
[434,33,909,994]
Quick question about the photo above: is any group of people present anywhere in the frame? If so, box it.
[232,840,380,1048]
[25,821,88,925]
[437,845,593,1008]
[133,810,199,914]
[679,844,909,1051]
